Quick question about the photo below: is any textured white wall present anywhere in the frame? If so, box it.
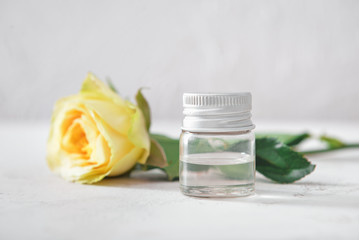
[1,0,359,122]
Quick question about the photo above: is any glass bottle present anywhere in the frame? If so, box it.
[179,93,255,197]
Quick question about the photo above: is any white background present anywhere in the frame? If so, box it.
[1,0,359,122]
[1,2,359,239]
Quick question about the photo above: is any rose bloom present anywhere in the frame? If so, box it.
[47,73,150,183]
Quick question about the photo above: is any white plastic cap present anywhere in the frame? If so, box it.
[182,92,255,132]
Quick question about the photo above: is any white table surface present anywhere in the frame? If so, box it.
[1,120,359,240]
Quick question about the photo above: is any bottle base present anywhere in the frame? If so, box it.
[180,184,255,198]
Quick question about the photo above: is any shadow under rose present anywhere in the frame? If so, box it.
[93,169,179,192]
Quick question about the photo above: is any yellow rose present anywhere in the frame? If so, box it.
[47,73,150,183]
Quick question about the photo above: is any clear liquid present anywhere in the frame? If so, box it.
[180,152,255,197]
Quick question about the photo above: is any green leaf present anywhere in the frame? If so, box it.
[256,133,310,146]
[143,138,168,168]
[256,158,315,183]
[135,88,151,130]
[320,135,345,148]
[106,77,118,93]
[187,137,216,154]
[150,134,180,180]
[256,137,316,183]
[148,134,316,183]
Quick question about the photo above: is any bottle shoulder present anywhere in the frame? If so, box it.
[180,130,255,140]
